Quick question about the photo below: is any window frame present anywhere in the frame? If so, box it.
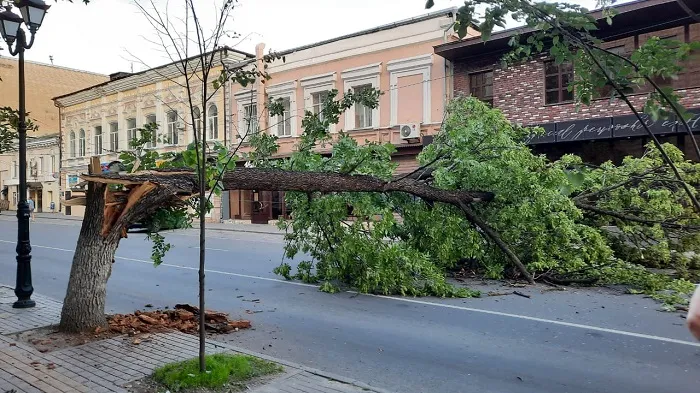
[342,64,381,130]
[267,81,297,138]
[69,131,76,158]
[166,111,179,145]
[109,121,119,152]
[273,97,292,137]
[353,84,374,129]
[235,89,257,140]
[191,107,202,143]
[126,118,138,147]
[78,129,86,157]
[207,104,219,140]
[93,125,103,155]
[544,60,574,105]
[301,72,336,132]
[144,114,157,148]
[469,70,494,106]
[242,103,258,137]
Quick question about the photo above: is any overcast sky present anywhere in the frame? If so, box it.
[5,0,603,75]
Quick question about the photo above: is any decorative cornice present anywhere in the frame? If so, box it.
[387,54,433,72]
[341,63,382,81]
[300,72,337,88]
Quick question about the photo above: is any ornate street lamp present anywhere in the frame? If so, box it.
[0,0,51,309]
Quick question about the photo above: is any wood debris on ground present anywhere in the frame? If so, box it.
[108,304,251,336]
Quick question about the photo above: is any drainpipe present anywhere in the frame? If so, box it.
[222,49,228,148]
[441,14,455,115]
[255,43,267,132]
[55,102,62,213]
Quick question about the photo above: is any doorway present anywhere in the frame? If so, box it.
[250,190,271,224]
[34,189,43,212]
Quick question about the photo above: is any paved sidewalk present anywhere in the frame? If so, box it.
[0,286,389,393]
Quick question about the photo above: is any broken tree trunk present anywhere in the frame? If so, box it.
[60,170,188,333]
[59,182,117,333]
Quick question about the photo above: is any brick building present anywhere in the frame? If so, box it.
[434,0,700,163]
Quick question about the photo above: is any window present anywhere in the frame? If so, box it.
[243,104,258,136]
[109,122,119,152]
[126,118,137,146]
[207,104,218,140]
[78,129,86,157]
[144,114,157,148]
[192,107,202,142]
[274,97,292,137]
[38,157,44,175]
[12,161,17,178]
[544,61,574,104]
[353,84,373,129]
[166,111,179,145]
[69,131,76,158]
[50,155,55,174]
[311,91,329,122]
[470,71,494,105]
[94,126,103,154]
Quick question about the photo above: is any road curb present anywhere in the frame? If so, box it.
[0,211,287,236]
[192,225,286,236]
[216,341,394,393]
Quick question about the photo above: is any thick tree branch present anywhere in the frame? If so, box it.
[457,201,535,284]
[82,167,495,205]
[575,201,700,230]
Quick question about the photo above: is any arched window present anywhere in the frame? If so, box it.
[207,104,218,140]
[69,131,76,158]
[166,111,179,145]
[78,129,86,157]
[192,107,201,142]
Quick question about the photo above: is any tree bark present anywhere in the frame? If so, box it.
[84,168,494,205]
[457,201,535,284]
[59,180,183,333]
[59,182,119,333]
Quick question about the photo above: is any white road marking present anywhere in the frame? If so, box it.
[1,238,698,347]
[165,230,284,244]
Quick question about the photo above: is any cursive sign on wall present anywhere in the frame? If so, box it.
[556,117,613,142]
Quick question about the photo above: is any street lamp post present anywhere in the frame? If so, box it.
[0,0,50,309]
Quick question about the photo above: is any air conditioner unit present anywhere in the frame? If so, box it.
[399,123,420,140]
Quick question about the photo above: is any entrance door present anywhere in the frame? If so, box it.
[250,190,270,224]
[65,191,72,216]
[35,189,43,213]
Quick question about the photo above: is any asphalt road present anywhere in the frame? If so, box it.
[1,216,699,393]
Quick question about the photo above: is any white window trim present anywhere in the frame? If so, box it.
[342,64,381,130]
[207,105,219,141]
[165,111,180,146]
[388,54,432,126]
[302,73,337,133]
[93,125,103,155]
[144,114,157,148]
[267,81,297,138]
[235,89,257,139]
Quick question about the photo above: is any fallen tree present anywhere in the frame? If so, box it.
[59,158,526,332]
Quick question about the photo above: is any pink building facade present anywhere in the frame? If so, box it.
[223,9,472,223]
